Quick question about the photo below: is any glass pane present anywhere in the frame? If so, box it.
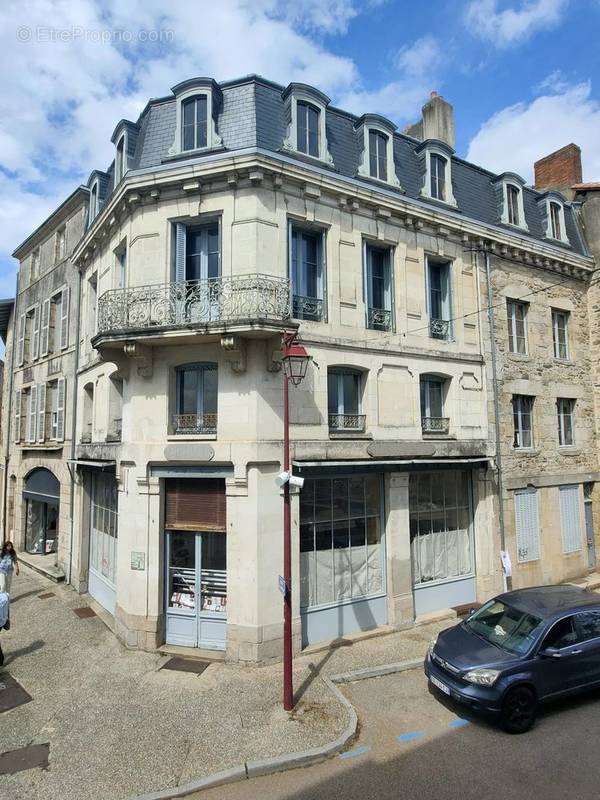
[300,524,314,553]
[179,368,199,414]
[328,373,338,415]
[350,517,365,548]
[202,367,218,414]
[349,476,365,517]
[314,480,332,523]
[342,373,359,414]
[365,476,380,516]
[169,532,196,610]
[200,532,226,612]
[25,500,45,553]
[315,523,332,551]
[332,478,348,520]
[195,97,207,148]
[297,103,307,153]
[45,504,58,554]
[308,105,319,157]
[332,519,349,550]
[369,130,378,177]
[300,479,314,521]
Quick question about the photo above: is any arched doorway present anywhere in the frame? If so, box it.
[23,468,60,554]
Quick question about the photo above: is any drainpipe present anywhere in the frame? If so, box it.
[2,272,19,543]
[483,248,511,591]
[68,269,82,586]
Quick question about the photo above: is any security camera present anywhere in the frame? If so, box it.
[289,475,305,489]
[275,471,290,487]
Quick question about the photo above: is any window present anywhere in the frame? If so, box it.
[575,610,600,642]
[87,274,97,339]
[115,134,125,181]
[299,476,383,609]
[182,95,208,151]
[115,242,127,288]
[89,181,98,225]
[41,288,68,356]
[430,153,447,201]
[365,243,391,331]
[290,225,325,321]
[427,258,452,339]
[19,305,40,364]
[550,201,562,240]
[297,101,319,158]
[173,222,220,283]
[507,300,528,355]
[82,382,93,443]
[507,184,520,226]
[557,398,575,446]
[14,389,22,443]
[174,363,217,434]
[410,470,473,585]
[328,368,364,432]
[369,130,388,181]
[559,484,582,553]
[55,227,66,262]
[514,488,540,562]
[27,385,37,443]
[552,309,569,359]
[541,616,578,650]
[513,395,534,449]
[90,472,118,587]
[31,248,40,281]
[420,376,448,434]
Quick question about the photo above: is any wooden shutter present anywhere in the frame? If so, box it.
[56,377,66,441]
[17,313,26,366]
[40,298,51,356]
[59,287,69,349]
[28,385,38,443]
[37,383,46,442]
[175,223,187,282]
[514,489,540,563]
[14,389,21,443]
[560,485,582,554]
[32,304,40,360]
[165,478,226,532]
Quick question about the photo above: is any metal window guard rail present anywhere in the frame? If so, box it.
[97,275,291,335]
[292,294,324,321]
[329,414,366,432]
[429,318,450,340]
[421,416,450,434]
[367,307,392,331]
[172,413,217,434]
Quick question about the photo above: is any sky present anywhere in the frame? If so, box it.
[0,0,599,299]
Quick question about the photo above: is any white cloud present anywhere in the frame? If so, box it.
[394,35,442,78]
[466,79,600,183]
[464,0,568,48]
[267,0,360,35]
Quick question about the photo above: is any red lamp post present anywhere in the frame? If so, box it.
[281,331,310,711]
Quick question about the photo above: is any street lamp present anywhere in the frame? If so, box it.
[280,331,310,711]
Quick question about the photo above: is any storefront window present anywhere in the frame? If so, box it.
[409,470,472,585]
[23,468,60,554]
[300,475,383,609]
[90,472,118,585]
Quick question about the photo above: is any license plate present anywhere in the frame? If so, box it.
[430,675,450,695]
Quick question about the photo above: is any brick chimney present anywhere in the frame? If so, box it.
[403,91,455,149]
[534,143,582,199]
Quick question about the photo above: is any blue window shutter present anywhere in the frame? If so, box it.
[175,223,186,282]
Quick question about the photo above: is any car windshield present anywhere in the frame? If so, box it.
[464,599,543,655]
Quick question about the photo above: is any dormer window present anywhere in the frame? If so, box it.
[494,173,528,231]
[417,141,456,206]
[550,201,562,240]
[283,83,333,165]
[168,78,223,158]
[355,114,401,189]
[115,135,125,182]
[89,181,98,225]
[538,193,569,244]
[507,185,520,225]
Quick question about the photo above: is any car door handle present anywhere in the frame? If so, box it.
[571,649,583,655]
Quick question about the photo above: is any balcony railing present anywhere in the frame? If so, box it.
[429,318,450,340]
[172,413,217,435]
[96,275,291,336]
[292,294,324,322]
[421,416,450,434]
[367,307,392,331]
[329,414,366,433]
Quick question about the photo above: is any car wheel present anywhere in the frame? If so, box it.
[500,686,537,734]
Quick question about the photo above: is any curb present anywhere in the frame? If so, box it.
[128,658,422,800]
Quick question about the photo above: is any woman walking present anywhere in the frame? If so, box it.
[0,541,19,593]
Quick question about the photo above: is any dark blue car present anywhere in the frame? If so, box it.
[424,584,600,733]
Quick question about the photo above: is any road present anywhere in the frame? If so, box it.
[197,667,600,800]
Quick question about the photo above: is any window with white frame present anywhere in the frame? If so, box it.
[115,134,126,182]
[40,287,69,357]
[540,196,569,244]
[557,398,575,447]
[418,142,457,206]
[514,488,540,562]
[282,84,333,165]
[55,227,66,263]
[355,114,400,188]
[552,308,569,359]
[115,241,127,288]
[507,299,528,355]
[364,243,392,331]
[182,95,208,151]
[559,484,582,554]
[369,130,388,181]
[174,362,217,435]
[430,153,447,201]
[426,257,452,340]
[507,185,520,226]
[328,368,364,432]
[297,101,320,158]
[550,202,562,240]
[290,224,325,322]
[496,175,528,231]
[513,394,534,449]
[168,79,223,157]
[420,376,448,434]
[89,180,99,225]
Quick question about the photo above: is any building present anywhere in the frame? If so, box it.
[2,77,596,662]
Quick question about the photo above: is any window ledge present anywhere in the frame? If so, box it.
[507,352,530,361]
[512,447,541,456]
[558,446,580,455]
[553,358,572,365]
[166,434,217,441]
[328,432,373,440]
[20,443,64,451]
[422,434,456,441]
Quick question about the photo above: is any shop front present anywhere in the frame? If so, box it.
[164,478,227,650]
[299,474,387,647]
[409,468,476,616]
[23,468,60,555]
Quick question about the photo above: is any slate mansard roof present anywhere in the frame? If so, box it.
[87,74,588,257]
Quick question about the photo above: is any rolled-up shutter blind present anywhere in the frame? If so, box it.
[165,478,226,532]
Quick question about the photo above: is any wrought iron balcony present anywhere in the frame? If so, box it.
[329,414,366,433]
[367,307,392,331]
[172,413,217,435]
[96,275,291,337]
[421,416,450,435]
[292,294,324,322]
[429,318,450,340]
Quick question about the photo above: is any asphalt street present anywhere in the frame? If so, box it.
[198,667,600,800]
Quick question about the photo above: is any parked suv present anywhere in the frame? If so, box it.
[424,585,600,733]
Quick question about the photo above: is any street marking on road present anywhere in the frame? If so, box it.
[398,730,426,742]
[448,719,470,728]
[339,745,371,759]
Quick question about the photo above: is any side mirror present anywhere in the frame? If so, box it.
[540,647,561,659]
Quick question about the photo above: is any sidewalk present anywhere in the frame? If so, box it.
[0,565,443,800]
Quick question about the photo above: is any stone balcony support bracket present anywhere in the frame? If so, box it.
[123,342,153,378]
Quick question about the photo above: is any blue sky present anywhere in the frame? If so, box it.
[0,0,599,300]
